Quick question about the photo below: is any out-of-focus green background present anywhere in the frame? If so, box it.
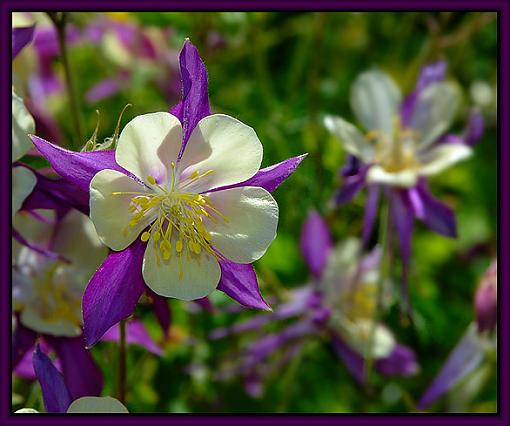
[12,11,497,413]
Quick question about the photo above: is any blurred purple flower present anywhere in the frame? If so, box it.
[475,259,497,333]
[325,63,484,308]
[213,211,418,394]
[417,259,497,410]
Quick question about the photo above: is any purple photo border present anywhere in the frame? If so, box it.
[1,2,506,425]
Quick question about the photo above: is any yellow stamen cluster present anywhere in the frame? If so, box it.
[113,164,228,276]
[340,282,377,322]
[33,266,82,326]
[369,116,422,172]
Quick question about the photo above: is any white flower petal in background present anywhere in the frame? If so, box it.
[12,167,36,217]
[53,210,109,279]
[116,112,182,185]
[342,320,396,359]
[142,234,221,300]
[15,408,39,413]
[366,164,418,188]
[350,69,402,137]
[66,396,129,413]
[324,115,374,163]
[410,82,461,149]
[205,186,279,264]
[90,169,155,251]
[419,143,473,176]
[179,114,263,193]
[12,91,35,162]
[21,305,82,337]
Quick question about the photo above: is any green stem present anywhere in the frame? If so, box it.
[48,12,83,148]
[118,319,127,404]
[363,199,391,382]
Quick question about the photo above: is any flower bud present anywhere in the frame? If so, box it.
[475,259,497,333]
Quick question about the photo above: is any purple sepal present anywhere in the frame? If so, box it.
[409,180,457,238]
[210,154,307,194]
[417,325,485,410]
[300,210,332,279]
[375,344,419,377]
[210,287,312,340]
[390,190,414,310]
[464,109,485,146]
[32,344,72,413]
[362,184,380,247]
[193,297,215,312]
[20,166,89,216]
[12,26,35,60]
[45,335,103,400]
[401,61,447,126]
[12,228,69,263]
[217,259,271,311]
[334,167,368,206]
[14,346,37,380]
[147,290,172,336]
[30,135,131,193]
[331,334,365,384]
[341,155,362,177]
[171,40,211,158]
[475,260,497,333]
[12,320,37,369]
[83,239,146,347]
[85,77,123,103]
[244,320,315,366]
[101,319,163,356]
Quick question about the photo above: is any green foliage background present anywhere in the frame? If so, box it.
[13,11,497,413]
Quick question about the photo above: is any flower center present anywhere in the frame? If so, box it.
[368,116,422,172]
[32,264,82,326]
[113,163,228,276]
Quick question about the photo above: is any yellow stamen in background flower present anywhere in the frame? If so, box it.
[147,175,156,185]
[33,265,82,327]
[369,116,422,173]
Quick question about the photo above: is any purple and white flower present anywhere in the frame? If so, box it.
[213,211,418,394]
[30,39,306,347]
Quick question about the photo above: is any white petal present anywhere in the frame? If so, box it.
[366,165,418,188]
[204,186,278,264]
[324,115,374,162]
[53,211,108,279]
[12,91,35,162]
[410,82,461,149]
[350,70,402,137]
[15,408,39,413]
[115,112,182,185]
[12,167,36,217]
[67,397,129,413]
[142,235,221,300]
[177,114,263,193]
[419,143,472,176]
[90,169,155,251]
[342,320,396,359]
[20,306,81,337]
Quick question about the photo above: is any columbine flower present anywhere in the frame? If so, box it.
[212,211,417,394]
[325,62,480,190]
[12,209,106,399]
[18,345,128,413]
[417,260,497,410]
[324,63,484,307]
[31,39,306,347]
